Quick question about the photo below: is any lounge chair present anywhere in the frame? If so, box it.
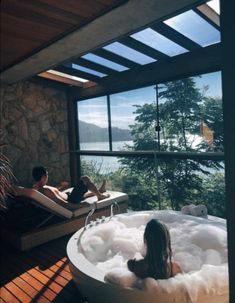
[0,186,128,251]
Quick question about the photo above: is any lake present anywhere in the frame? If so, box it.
[80,141,133,173]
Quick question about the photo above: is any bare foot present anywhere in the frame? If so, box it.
[97,193,110,201]
[99,180,106,193]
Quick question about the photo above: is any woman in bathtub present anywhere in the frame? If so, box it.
[127,219,182,279]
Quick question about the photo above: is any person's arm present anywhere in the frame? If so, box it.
[56,181,70,191]
[43,187,69,207]
[43,187,88,210]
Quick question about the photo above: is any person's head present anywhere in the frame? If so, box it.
[32,166,48,185]
[144,219,172,279]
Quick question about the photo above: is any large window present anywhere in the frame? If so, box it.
[77,96,109,151]
[76,71,225,217]
[158,71,223,152]
[110,86,156,151]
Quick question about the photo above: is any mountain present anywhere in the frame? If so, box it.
[79,120,132,142]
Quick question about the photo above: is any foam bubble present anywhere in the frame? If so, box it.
[79,211,228,301]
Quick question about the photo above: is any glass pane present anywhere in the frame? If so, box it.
[103,42,156,65]
[164,10,220,47]
[157,159,225,217]
[77,96,109,150]
[158,71,223,152]
[110,86,156,151]
[72,63,107,77]
[81,155,225,217]
[131,28,188,56]
[81,53,129,72]
[81,155,159,210]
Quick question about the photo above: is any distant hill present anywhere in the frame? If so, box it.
[79,120,132,142]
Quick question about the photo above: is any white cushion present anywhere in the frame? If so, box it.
[15,186,73,219]
[15,187,128,220]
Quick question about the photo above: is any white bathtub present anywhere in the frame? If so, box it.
[66,210,228,303]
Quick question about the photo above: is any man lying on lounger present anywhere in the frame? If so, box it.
[32,166,110,208]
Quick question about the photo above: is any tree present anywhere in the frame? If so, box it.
[121,78,224,212]
[199,96,224,151]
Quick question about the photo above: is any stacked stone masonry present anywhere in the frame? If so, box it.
[0,80,70,187]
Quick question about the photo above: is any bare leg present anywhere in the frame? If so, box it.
[99,180,106,193]
[82,176,110,200]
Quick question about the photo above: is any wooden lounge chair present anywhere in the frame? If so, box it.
[0,186,128,251]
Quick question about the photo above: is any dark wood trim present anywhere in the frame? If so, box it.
[107,95,113,151]
[1,0,128,73]
[72,57,118,76]
[119,36,169,60]
[93,49,140,69]
[194,5,220,30]
[67,92,80,185]
[151,22,202,51]
[220,0,235,301]
[73,150,224,161]
[70,43,221,100]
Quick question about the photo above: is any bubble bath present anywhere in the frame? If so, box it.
[67,210,228,303]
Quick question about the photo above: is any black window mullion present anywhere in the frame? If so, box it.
[107,94,113,151]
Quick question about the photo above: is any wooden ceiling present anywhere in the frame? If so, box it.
[0,0,127,72]
[0,0,221,91]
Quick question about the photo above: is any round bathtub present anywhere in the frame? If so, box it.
[67,210,228,303]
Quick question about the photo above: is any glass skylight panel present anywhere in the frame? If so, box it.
[72,63,107,77]
[47,70,88,82]
[164,10,220,47]
[82,53,129,72]
[207,0,220,15]
[131,28,188,57]
[103,42,156,65]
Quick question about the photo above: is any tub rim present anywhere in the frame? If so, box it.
[66,209,226,285]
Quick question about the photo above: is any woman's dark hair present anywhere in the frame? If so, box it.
[32,166,48,181]
[144,219,172,279]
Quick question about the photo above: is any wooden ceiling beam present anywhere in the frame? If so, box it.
[194,4,220,29]
[72,57,118,76]
[93,49,140,69]
[119,37,169,60]
[71,43,221,99]
[1,0,205,84]
[151,22,201,51]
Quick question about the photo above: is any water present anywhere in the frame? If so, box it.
[79,140,224,175]
[80,141,132,173]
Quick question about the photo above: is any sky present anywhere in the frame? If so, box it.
[77,71,222,130]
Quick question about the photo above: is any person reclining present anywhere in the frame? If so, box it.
[32,166,110,209]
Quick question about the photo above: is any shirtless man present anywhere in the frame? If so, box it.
[32,166,109,209]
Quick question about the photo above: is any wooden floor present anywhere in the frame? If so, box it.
[0,235,86,303]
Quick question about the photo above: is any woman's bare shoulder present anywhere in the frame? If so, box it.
[171,261,182,276]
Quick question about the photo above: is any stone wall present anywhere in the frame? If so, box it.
[0,80,71,187]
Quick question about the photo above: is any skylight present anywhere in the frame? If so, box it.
[207,0,220,14]
[47,70,88,83]
[72,63,107,78]
[164,10,220,47]
[103,42,156,65]
[131,28,188,57]
[82,53,129,72]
